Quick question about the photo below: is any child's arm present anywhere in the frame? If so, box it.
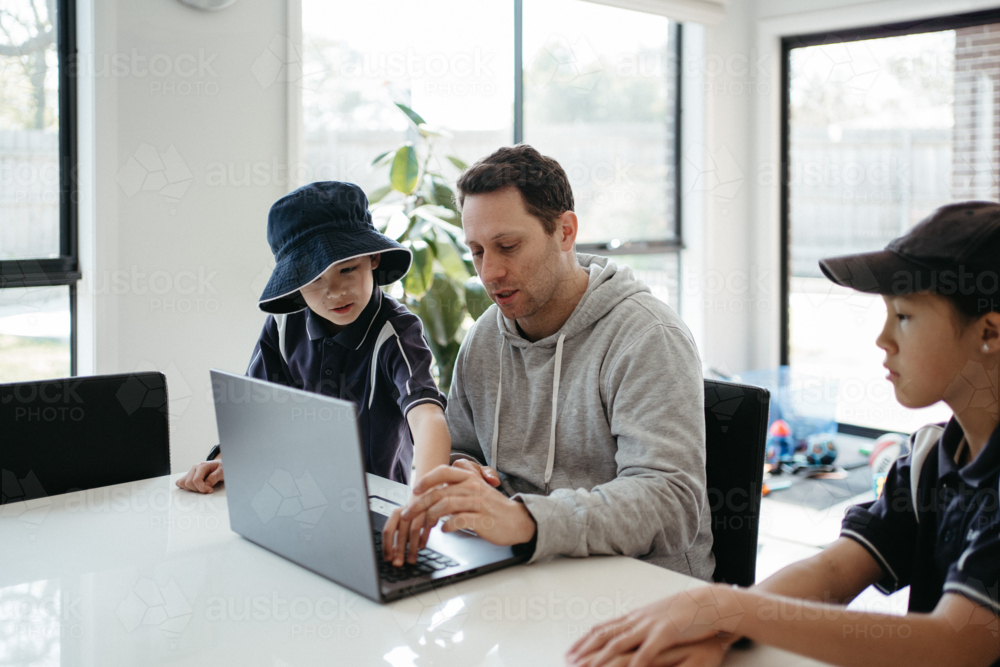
[406,403,451,484]
[752,536,883,602]
[568,539,1000,667]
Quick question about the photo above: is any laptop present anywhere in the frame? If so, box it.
[210,369,528,603]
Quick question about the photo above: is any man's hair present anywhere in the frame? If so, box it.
[455,144,574,235]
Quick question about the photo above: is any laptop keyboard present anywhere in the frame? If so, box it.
[372,531,459,583]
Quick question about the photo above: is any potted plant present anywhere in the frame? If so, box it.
[367,103,491,391]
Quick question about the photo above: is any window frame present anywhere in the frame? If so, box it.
[514,0,685,291]
[0,0,80,375]
[780,6,1000,436]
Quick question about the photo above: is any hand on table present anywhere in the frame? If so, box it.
[566,585,742,667]
[568,638,729,667]
[175,459,223,494]
[380,459,533,567]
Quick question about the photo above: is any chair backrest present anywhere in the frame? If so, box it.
[704,379,770,587]
[1,372,170,504]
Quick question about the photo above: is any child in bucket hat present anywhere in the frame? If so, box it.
[568,202,1000,667]
[177,182,451,509]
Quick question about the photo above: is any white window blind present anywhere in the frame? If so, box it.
[580,0,725,24]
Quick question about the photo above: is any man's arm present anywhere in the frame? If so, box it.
[517,322,708,563]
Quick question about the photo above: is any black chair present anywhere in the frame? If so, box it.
[1,372,171,504]
[704,379,771,587]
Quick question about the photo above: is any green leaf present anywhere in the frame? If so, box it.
[414,204,460,225]
[403,240,434,297]
[395,103,427,128]
[417,123,453,139]
[382,208,410,241]
[446,155,468,171]
[366,184,393,204]
[389,144,419,195]
[412,205,453,229]
[430,179,460,216]
[370,150,395,169]
[419,273,464,346]
[433,340,461,393]
[464,277,492,320]
[433,231,470,280]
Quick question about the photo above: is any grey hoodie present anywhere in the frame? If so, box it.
[446,254,715,580]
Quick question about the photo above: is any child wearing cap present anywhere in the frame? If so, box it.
[177,181,451,497]
[567,201,1000,667]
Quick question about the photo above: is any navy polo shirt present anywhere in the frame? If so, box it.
[244,283,446,483]
[842,418,1000,618]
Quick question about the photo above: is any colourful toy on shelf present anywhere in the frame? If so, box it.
[869,432,909,499]
[805,433,838,466]
[765,419,795,470]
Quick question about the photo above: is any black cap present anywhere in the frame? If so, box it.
[819,201,1000,314]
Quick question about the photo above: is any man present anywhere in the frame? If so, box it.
[382,145,714,579]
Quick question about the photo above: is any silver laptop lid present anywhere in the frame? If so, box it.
[210,370,380,601]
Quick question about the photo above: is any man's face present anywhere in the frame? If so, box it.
[300,254,380,332]
[462,188,564,322]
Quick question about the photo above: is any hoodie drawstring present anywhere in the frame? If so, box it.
[490,338,505,469]
[544,333,566,489]
[489,332,566,493]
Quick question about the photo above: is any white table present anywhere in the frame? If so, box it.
[2,474,829,666]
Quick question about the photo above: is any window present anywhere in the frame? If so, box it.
[782,9,1000,433]
[299,1,514,202]
[0,0,79,382]
[301,0,682,309]
[523,0,681,307]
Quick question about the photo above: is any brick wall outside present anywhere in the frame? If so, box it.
[953,24,1000,201]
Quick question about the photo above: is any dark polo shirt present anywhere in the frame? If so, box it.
[245,283,446,483]
[842,418,1000,619]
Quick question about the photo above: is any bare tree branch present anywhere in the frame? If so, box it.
[0,28,54,57]
[29,0,45,32]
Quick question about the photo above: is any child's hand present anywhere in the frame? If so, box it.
[567,585,742,667]
[175,459,224,494]
[452,458,501,488]
[567,637,729,667]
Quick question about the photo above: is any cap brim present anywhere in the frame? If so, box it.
[819,250,939,295]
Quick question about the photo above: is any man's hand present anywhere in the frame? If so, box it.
[566,585,742,667]
[381,462,534,567]
[175,459,224,494]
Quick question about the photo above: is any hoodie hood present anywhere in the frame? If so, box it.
[488,253,654,490]
[495,253,650,348]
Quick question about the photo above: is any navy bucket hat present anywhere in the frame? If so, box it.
[258,181,412,314]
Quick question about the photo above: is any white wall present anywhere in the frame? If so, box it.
[680,0,760,377]
[78,0,291,472]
